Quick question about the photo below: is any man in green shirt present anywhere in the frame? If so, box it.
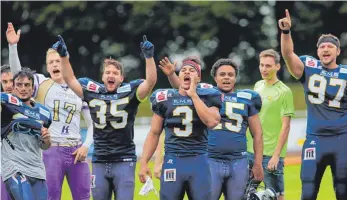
[247,49,295,200]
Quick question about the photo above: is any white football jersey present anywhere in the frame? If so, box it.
[33,74,84,143]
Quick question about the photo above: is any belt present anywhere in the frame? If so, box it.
[51,140,82,147]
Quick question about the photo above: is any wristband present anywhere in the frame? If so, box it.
[282,30,290,34]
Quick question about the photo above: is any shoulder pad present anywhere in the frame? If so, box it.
[78,78,106,93]
[1,93,23,106]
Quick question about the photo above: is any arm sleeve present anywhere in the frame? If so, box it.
[249,92,262,116]
[205,89,223,109]
[281,89,295,117]
[150,90,166,118]
[9,44,22,75]
[81,102,94,148]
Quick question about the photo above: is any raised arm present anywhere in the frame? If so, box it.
[137,36,157,101]
[158,57,180,89]
[248,114,264,181]
[278,9,304,79]
[139,113,164,183]
[6,22,22,75]
[53,35,84,98]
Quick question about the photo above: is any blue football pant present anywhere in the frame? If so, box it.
[301,134,347,200]
[208,157,248,200]
[160,154,211,200]
[91,162,135,200]
[4,173,47,200]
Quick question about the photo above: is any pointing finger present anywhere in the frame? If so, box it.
[285,9,291,21]
[143,35,147,42]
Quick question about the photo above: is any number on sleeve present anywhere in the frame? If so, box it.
[173,106,193,137]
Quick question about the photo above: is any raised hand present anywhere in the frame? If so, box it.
[278,9,291,31]
[52,35,69,57]
[159,57,177,76]
[140,35,154,59]
[6,22,21,45]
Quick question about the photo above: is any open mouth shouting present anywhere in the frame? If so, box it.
[322,53,331,60]
[183,75,191,84]
[52,69,60,76]
[107,78,116,88]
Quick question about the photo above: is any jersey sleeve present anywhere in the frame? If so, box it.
[32,73,49,98]
[249,91,262,116]
[78,77,106,101]
[197,83,214,89]
[127,79,146,102]
[203,88,223,109]
[280,88,295,117]
[150,90,168,118]
[298,55,318,83]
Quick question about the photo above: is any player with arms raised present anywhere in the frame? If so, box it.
[7,22,94,200]
[139,57,222,200]
[279,9,347,200]
[59,35,157,200]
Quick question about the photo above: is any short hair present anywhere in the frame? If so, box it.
[316,34,340,48]
[103,57,124,75]
[46,48,59,63]
[210,58,239,78]
[13,68,36,87]
[1,64,11,74]
[182,56,202,66]
[259,49,281,64]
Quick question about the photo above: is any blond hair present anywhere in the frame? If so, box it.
[46,48,59,64]
[259,49,281,64]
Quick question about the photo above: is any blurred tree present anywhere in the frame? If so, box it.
[1,1,346,88]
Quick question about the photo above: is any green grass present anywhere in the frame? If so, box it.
[61,162,335,200]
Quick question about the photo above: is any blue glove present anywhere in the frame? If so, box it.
[52,35,69,57]
[140,35,154,59]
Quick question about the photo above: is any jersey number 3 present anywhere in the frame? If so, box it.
[89,97,129,129]
[173,106,193,137]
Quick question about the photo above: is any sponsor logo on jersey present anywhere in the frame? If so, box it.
[340,67,347,74]
[237,92,252,100]
[156,90,168,102]
[8,95,21,106]
[164,169,176,182]
[39,107,50,119]
[305,58,318,68]
[200,83,213,88]
[117,84,131,93]
[24,109,41,120]
[172,98,193,106]
[304,147,316,160]
[167,159,173,164]
[87,81,100,93]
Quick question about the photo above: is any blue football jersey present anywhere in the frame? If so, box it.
[150,88,222,156]
[299,56,347,135]
[79,78,145,162]
[207,89,262,160]
[1,93,52,137]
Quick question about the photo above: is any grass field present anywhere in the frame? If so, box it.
[61,162,335,200]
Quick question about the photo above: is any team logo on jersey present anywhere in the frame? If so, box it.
[304,147,316,160]
[8,95,21,106]
[305,58,318,68]
[237,92,252,100]
[90,175,96,188]
[87,81,100,93]
[117,84,131,93]
[156,90,168,102]
[164,169,176,182]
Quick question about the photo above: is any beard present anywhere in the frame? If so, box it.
[19,96,31,102]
